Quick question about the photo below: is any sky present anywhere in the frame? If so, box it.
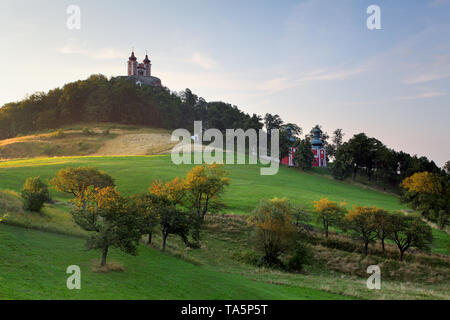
[0,0,449,166]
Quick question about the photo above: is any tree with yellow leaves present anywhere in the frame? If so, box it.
[71,186,143,267]
[313,198,347,238]
[248,198,297,266]
[401,172,449,229]
[184,164,230,220]
[344,206,379,256]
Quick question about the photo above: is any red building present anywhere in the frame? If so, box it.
[281,128,327,168]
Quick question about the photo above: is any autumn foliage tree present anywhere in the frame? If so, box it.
[149,176,200,250]
[344,206,379,256]
[51,167,115,201]
[71,186,143,267]
[21,177,50,212]
[401,172,449,229]
[131,193,160,245]
[184,164,230,220]
[248,198,297,266]
[313,198,347,238]
[371,208,393,252]
[388,213,433,261]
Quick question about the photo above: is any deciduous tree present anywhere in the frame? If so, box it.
[72,187,142,267]
[344,206,379,256]
[248,198,297,266]
[21,177,50,212]
[388,214,433,261]
[184,164,230,220]
[51,167,115,200]
[313,198,347,238]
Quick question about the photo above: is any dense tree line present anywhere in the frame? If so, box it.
[0,74,263,139]
[332,132,444,187]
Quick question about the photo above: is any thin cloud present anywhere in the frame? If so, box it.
[58,38,87,54]
[430,0,450,7]
[258,77,296,93]
[189,52,218,69]
[58,39,124,60]
[298,67,368,82]
[396,91,446,101]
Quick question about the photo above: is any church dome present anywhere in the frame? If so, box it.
[143,54,150,64]
[129,51,137,61]
[311,127,323,146]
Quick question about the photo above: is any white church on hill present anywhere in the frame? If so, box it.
[126,51,162,87]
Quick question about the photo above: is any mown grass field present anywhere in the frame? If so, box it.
[0,155,407,213]
[0,224,347,300]
[0,155,448,300]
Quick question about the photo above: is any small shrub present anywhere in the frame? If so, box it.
[321,238,359,252]
[102,128,111,136]
[21,177,50,212]
[287,241,313,272]
[232,249,260,265]
[42,144,60,156]
[82,127,94,136]
[92,261,125,273]
[50,129,65,139]
[78,142,90,151]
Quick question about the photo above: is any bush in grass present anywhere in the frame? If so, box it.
[248,198,297,267]
[287,241,313,272]
[82,127,94,136]
[50,129,65,139]
[21,177,50,212]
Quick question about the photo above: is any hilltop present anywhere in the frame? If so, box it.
[0,74,262,141]
[0,124,176,160]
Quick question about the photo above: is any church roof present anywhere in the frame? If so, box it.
[129,51,137,61]
[143,54,150,63]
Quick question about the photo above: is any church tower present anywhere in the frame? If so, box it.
[311,127,327,168]
[128,51,137,76]
[143,54,151,77]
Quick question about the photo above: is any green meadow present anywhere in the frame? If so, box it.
[0,155,407,213]
[0,155,448,300]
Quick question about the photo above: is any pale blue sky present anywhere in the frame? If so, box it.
[0,0,449,166]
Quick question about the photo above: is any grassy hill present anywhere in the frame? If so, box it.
[0,155,407,213]
[0,124,174,160]
[0,154,448,300]
[0,224,348,300]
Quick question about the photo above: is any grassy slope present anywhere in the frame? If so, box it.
[0,155,407,213]
[0,155,448,299]
[1,155,447,254]
[0,224,345,300]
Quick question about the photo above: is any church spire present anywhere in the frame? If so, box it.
[143,51,150,64]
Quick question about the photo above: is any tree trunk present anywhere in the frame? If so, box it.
[381,238,385,252]
[162,232,168,251]
[101,246,109,267]
[399,250,404,261]
[364,241,369,256]
[147,231,152,245]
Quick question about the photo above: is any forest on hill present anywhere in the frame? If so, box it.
[0,74,263,140]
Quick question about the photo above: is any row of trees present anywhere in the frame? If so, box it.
[21,164,229,267]
[313,198,433,261]
[248,197,433,269]
[263,113,445,192]
[0,75,263,139]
